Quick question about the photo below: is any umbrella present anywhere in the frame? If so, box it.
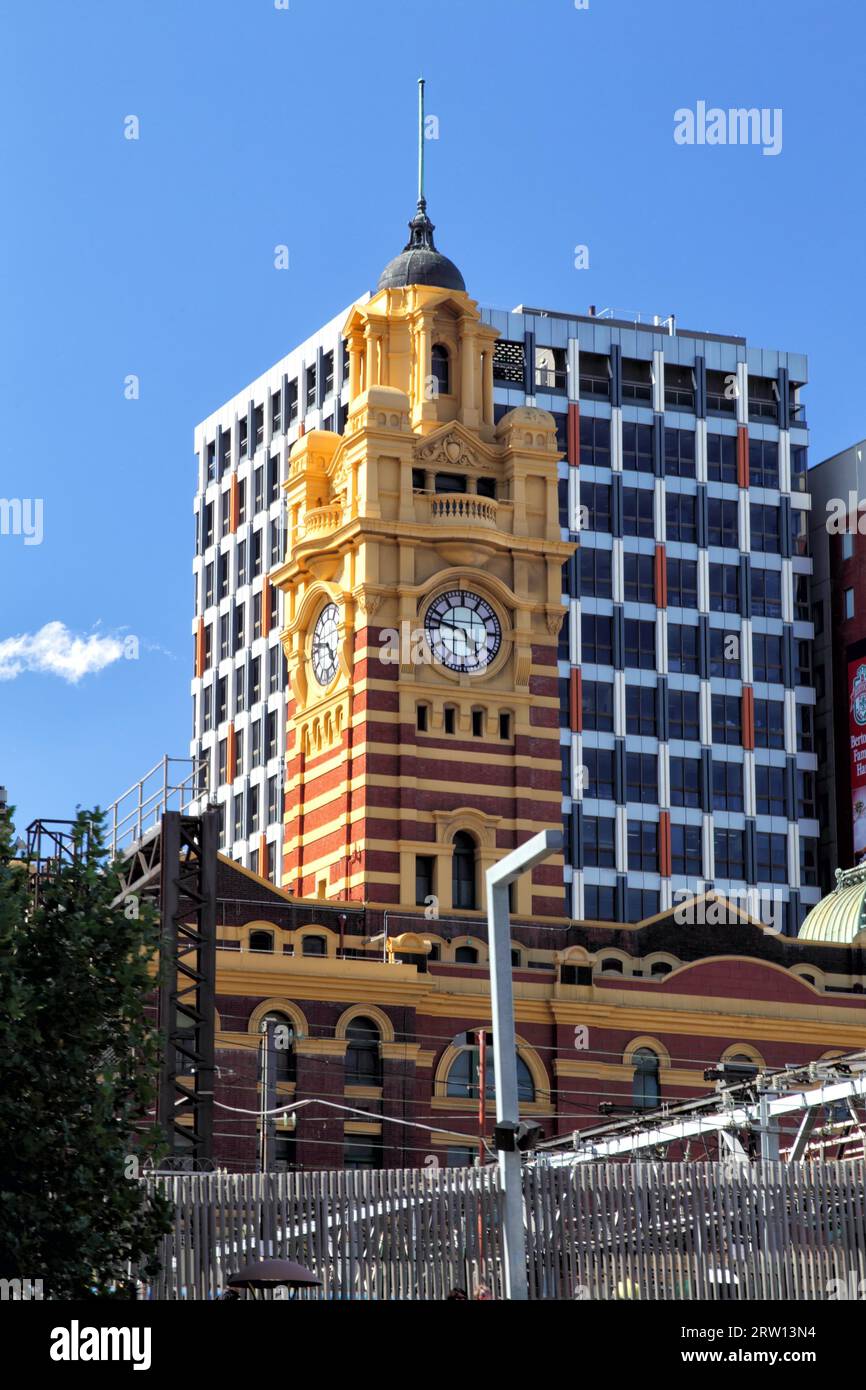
[228,1258,321,1292]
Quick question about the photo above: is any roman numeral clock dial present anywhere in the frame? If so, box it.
[311,602,339,686]
[424,589,502,673]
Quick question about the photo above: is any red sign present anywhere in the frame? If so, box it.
[849,659,866,856]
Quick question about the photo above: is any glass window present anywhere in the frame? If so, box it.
[707,498,739,548]
[632,1049,660,1110]
[671,823,702,876]
[624,619,656,670]
[452,831,477,910]
[583,613,614,665]
[751,568,782,619]
[748,439,779,489]
[622,422,654,473]
[624,552,654,603]
[627,819,658,871]
[668,689,700,741]
[664,428,696,478]
[431,344,450,395]
[584,816,615,868]
[714,828,745,880]
[583,746,615,800]
[667,558,697,608]
[709,563,739,613]
[666,493,697,543]
[626,753,658,803]
[710,628,740,678]
[755,763,786,816]
[578,415,611,467]
[580,546,613,597]
[623,488,655,538]
[712,759,744,811]
[707,434,737,483]
[757,832,787,884]
[580,481,611,531]
[711,694,741,745]
[583,680,614,732]
[584,884,616,920]
[346,1017,382,1086]
[625,685,657,736]
[446,1047,535,1102]
[668,624,699,675]
[344,1138,383,1170]
[750,504,780,554]
[753,633,783,683]
[670,756,700,808]
[754,699,785,749]
[626,888,659,921]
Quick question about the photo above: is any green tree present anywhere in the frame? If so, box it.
[0,807,172,1297]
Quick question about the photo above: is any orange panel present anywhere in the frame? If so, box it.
[569,667,582,733]
[737,426,749,489]
[742,686,754,750]
[227,721,237,782]
[655,543,667,609]
[567,402,580,466]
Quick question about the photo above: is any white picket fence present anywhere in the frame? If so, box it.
[141,1161,866,1301]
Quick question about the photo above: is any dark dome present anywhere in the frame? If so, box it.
[377,199,465,293]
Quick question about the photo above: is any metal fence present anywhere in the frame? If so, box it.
[142,1160,866,1301]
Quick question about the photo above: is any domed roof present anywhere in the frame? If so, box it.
[798,864,866,944]
[377,198,465,294]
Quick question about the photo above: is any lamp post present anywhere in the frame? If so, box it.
[485,827,564,1300]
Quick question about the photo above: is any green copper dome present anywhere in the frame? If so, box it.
[798,864,866,945]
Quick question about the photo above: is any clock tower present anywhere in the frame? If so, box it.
[273,139,575,919]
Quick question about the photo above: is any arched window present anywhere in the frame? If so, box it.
[302,934,327,956]
[599,957,623,975]
[249,929,274,953]
[632,1048,660,1111]
[452,831,477,910]
[455,944,479,964]
[345,1016,382,1086]
[431,344,450,396]
[261,1012,296,1084]
[446,1046,535,1102]
[650,961,671,977]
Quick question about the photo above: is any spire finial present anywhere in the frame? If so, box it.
[418,76,426,210]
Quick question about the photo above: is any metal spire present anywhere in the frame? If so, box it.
[418,77,426,210]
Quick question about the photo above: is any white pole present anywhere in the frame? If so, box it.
[485,828,563,1300]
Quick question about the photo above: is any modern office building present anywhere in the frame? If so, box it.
[808,438,866,886]
[189,197,818,932]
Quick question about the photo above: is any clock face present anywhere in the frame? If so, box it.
[424,589,502,673]
[311,603,339,686]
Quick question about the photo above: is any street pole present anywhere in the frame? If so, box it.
[259,1021,269,1173]
[476,1026,487,1288]
[485,828,564,1300]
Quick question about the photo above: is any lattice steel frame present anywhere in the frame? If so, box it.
[156,809,218,1163]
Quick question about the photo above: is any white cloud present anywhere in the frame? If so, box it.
[0,622,126,684]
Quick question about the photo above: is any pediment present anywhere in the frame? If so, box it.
[413,422,499,472]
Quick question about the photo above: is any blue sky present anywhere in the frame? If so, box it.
[1,0,864,833]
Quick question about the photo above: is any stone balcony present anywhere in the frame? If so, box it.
[302,504,345,536]
[419,491,500,529]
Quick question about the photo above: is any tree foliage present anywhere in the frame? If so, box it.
[0,807,173,1297]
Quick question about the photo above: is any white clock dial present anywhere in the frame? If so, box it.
[311,603,339,686]
[424,589,502,673]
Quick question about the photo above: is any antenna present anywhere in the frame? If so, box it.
[418,76,425,208]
